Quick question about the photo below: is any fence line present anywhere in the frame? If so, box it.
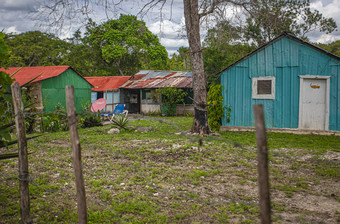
[11,82,32,224]
[253,104,271,224]
[66,85,88,224]
[3,90,275,223]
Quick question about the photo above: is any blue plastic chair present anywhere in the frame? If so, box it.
[100,104,128,121]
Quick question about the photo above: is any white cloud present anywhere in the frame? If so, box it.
[0,0,38,11]
[310,0,340,19]
[148,18,185,39]
[309,0,340,43]
[148,18,188,55]
[1,0,340,56]
[159,37,188,49]
[6,26,20,34]
[311,33,340,43]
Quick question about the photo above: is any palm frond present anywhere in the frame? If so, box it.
[111,115,130,130]
[22,73,42,87]
[9,68,21,77]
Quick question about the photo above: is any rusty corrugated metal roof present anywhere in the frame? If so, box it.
[0,66,71,86]
[176,77,193,88]
[85,76,131,92]
[120,70,192,89]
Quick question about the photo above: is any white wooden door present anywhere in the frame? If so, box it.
[299,78,328,130]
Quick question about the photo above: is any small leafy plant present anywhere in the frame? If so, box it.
[156,86,187,116]
[80,114,102,128]
[111,115,130,130]
[40,103,68,132]
[79,101,102,128]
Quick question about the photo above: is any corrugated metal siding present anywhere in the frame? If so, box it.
[221,36,340,130]
[120,71,192,89]
[41,69,92,112]
[330,65,340,130]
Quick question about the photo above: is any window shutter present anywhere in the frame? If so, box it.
[257,80,272,94]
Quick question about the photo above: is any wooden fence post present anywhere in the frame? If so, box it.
[253,104,271,224]
[11,82,32,224]
[65,85,88,224]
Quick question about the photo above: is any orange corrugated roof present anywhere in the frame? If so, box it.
[0,66,71,86]
[84,76,131,92]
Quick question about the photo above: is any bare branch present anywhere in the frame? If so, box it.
[198,0,251,19]
[137,0,163,19]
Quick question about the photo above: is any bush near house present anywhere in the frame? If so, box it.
[207,84,230,131]
[0,33,13,147]
[156,87,187,116]
[78,101,102,128]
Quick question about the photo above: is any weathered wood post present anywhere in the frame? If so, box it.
[253,104,271,224]
[11,82,32,224]
[65,85,88,224]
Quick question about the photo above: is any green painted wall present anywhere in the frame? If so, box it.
[41,69,92,112]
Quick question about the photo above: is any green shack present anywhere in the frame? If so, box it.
[1,66,92,112]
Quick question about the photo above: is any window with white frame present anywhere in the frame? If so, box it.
[252,77,275,99]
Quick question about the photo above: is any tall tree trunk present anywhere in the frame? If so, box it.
[183,0,210,135]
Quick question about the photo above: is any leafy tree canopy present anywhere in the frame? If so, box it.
[316,40,340,57]
[4,31,70,67]
[0,33,8,64]
[203,21,255,85]
[84,14,168,76]
[64,28,108,77]
[2,15,169,77]
[0,32,13,145]
[243,0,337,46]
[168,47,191,71]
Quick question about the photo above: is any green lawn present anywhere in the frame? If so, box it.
[1,116,339,223]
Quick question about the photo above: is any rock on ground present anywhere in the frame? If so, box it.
[134,126,154,132]
[108,128,120,134]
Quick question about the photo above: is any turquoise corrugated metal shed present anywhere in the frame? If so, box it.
[219,32,340,131]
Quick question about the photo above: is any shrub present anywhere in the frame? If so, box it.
[111,115,130,130]
[156,87,187,116]
[207,84,230,131]
[80,114,102,128]
[146,110,162,116]
[79,101,102,128]
[40,103,68,132]
[0,33,13,146]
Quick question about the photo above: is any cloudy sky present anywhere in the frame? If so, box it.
[0,0,340,56]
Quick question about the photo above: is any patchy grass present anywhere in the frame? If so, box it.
[1,116,340,223]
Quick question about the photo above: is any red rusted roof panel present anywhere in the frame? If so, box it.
[176,78,192,88]
[85,76,131,92]
[130,74,147,81]
[0,66,71,86]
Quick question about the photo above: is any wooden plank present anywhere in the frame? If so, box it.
[11,82,32,224]
[65,85,88,224]
[253,104,271,224]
